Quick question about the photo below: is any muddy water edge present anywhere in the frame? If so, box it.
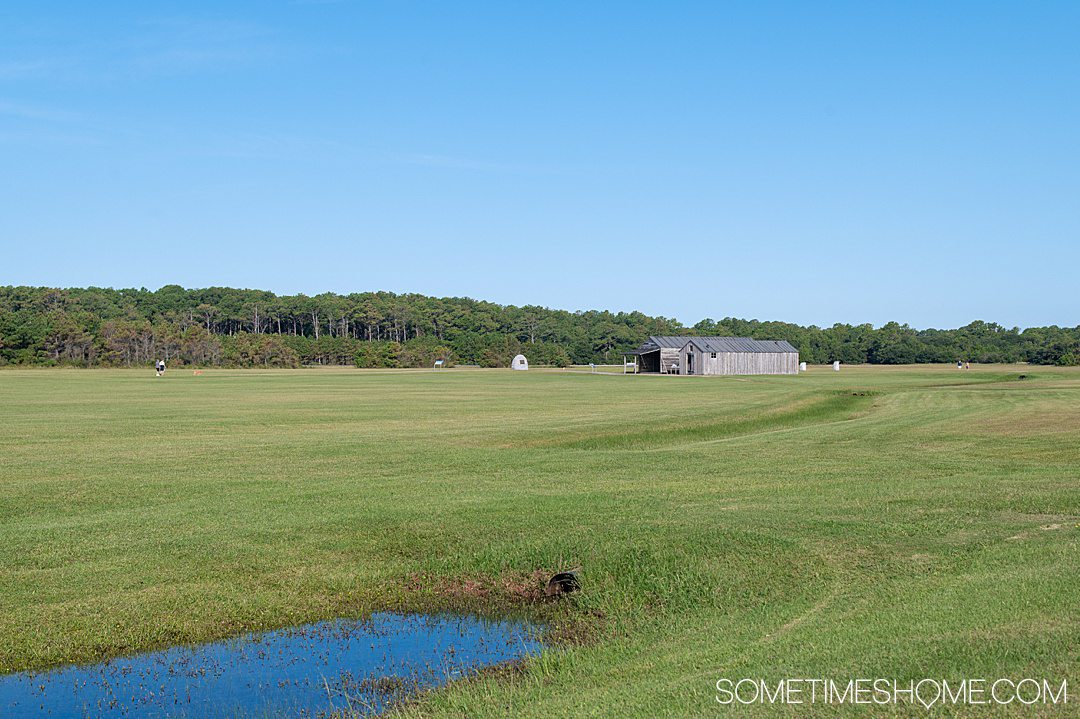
[0,612,546,718]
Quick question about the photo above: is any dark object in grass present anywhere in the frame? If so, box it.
[1017,374,1028,380]
[545,570,581,597]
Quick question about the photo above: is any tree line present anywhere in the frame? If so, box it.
[0,285,1076,368]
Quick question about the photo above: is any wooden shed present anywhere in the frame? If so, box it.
[625,336,799,376]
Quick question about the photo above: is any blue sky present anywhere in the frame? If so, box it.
[2,1,1077,328]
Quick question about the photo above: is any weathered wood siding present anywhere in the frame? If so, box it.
[660,348,680,373]
[678,345,799,375]
[678,345,699,375]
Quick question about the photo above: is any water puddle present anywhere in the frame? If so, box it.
[0,612,544,718]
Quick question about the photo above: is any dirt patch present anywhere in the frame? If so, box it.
[395,569,603,649]
[1006,522,1074,541]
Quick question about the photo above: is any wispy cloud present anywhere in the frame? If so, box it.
[405,153,519,172]
[0,17,287,82]
[0,99,99,147]
[131,45,278,73]
[403,153,572,176]
[0,129,103,147]
[0,99,77,122]
[180,130,359,160]
[126,17,280,74]
[0,59,68,80]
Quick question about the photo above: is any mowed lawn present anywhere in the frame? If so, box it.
[1,366,1078,716]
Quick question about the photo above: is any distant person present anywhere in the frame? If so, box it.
[156,359,165,377]
[957,359,963,369]
[964,360,970,370]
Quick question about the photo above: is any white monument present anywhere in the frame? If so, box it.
[511,354,529,371]
[832,360,841,372]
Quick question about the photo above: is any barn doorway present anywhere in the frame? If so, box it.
[637,350,660,373]
[685,351,694,375]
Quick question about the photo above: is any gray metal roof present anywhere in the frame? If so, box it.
[641,336,798,354]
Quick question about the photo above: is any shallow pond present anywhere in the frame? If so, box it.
[0,612,544,718]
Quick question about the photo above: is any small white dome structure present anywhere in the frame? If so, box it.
[511,354,529,371]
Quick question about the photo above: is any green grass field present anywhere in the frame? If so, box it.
[1,366,1078,716]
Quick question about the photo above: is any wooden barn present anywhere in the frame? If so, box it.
[625,336,799,376]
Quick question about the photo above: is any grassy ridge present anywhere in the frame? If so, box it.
[0,366,1078,716]
[541,390,876,450]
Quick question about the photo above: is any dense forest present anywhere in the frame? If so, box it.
[0,285,1077,368]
